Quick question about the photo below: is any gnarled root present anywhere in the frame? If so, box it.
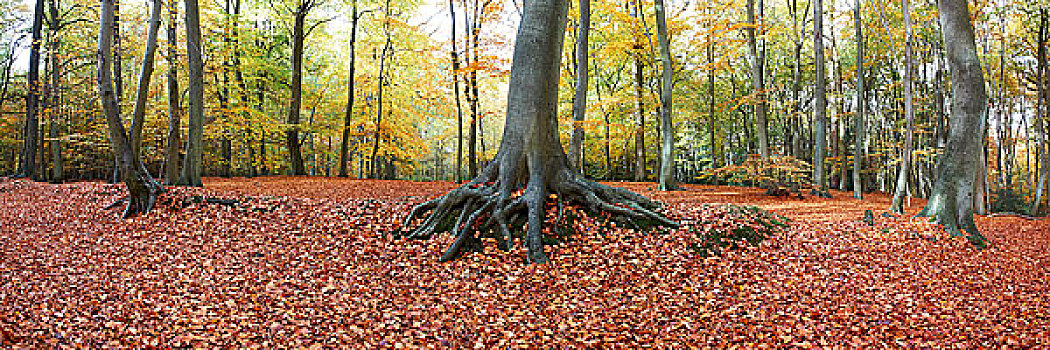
[400,169,678,264]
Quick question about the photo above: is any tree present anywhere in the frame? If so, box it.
[163,0,180,184]
[98,0,163,217]
[852,0,865,199]
[889,0,915,213]
[176,0,204,186]
[567,0,590,171]
[916,0,988,246]
[129,0,163,158]
[1032,9,1048,215]
[282,0,328,176]
[811,0,829,197]
[338,0,361,178]
[402,0,676,264]
[16,0,44,179]
[654,0,677,190]
[451,0,465,183]
[746,0,769,159]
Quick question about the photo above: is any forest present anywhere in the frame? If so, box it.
[1,0,1049,346]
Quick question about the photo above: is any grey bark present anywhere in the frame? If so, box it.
[98,0,162,217]
[129,0,163,158]
[163,0,180,184]
[889,0,916,213]
[916,0,988,246]
[451,0,464,182]
[285,1,311,176]
[176,0,204,186]
[852,0,865,199]
[567,0,590,171]
[812,0,829,197]
[1033,9,1048,215]
[655,0,677,190]
[17,0,44,179]
[746,0,769,159]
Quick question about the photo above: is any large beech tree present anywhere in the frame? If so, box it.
[916,0,988,246]
[401,0,676,264]
[98,0,163,217]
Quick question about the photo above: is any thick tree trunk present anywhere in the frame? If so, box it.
[404,0,674,264]
[812,0,829,197]
[852,0,865,199]
[98,0,162,217]
[176,0,204,186]
[567,0,590,171]
[654,0,677,191]
[916,0,988,246]
[163,0,180,184]
[17,0,44,179]
[746,0,769,159]
[889,0,916,213]
[47,0,62,183]
[339,0,359,178]
[286,8,307,176]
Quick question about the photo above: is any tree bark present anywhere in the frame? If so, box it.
[916,0,988,246]
[403,0,674,264]
[812,0,829,197]
[371,0,392,179]
[852,0,865,199]
[176,0,204,186]
[129,0,163,159]
[889,0,915,214]
[567,0,590,172]
[17,0,44,179]
[654,0,677,190]
[163,0,180,184]
[339,0,359,178]
[46,0,62,183]
[286,2,309,176]
[98,0,162,217]
[451,0,464,182]
[746,0,769,159]
[1032,9,1048,215]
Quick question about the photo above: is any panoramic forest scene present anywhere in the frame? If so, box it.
[2,0,1050,345]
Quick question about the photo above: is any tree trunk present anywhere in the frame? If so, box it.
[633,52,645,181]
[567,0,590,171]
[889,0,916,213]
[47,0,62,183]
[1032,9,1048,215]
[746,0,769,159]
[403,0,674,264]
[654,0,677,191]
[852,0,865,199]
[98,0,162,217]
[467,1,479,179]
[916,0,988,246]
[451,0,464,182]
[163,0,180,184]
[17,0,44,179]
[286,7,307,176]
[176,0,204,186]
[812,0,829,197]
[339,0,359,178]
[129,0,163,158]
[371,0,392,179]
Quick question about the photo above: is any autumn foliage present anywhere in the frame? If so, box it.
[2,177,1049,347]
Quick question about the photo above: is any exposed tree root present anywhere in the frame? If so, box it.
[988,212,1044,221]
[400,168,678,264]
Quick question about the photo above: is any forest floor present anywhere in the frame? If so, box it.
[1,176,1049,348]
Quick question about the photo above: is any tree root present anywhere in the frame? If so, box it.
[400,170,678,263]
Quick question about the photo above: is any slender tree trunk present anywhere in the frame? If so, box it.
[163,0,180,184]
[98,0,162,217]
[450,0,464,182]
[709,42,718,169]
[339,0,359,178]
[17,0,45,179]
[812,0,829,197]
[129,0,163,158]
[1033,9,1048,215]
[371,0,392,179]
[890,0,916,213]
[916,0,988,246]
[176,0,204,186]
[286,6,307,176]
[746,0,769,159]
[852,0,865,199]
[47,0,62,182]
[567,0,590,171]
[655,0,677,190]
[467,0,479,179]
